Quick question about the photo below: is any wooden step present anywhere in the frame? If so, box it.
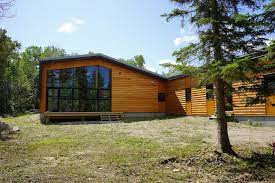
[100,114,121,121]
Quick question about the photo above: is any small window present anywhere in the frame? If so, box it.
[158,93,166,102]
[185,88,191,101]
[206,84,214,100]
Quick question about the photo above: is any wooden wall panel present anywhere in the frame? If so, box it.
[40,58,166,113]
[232,83,266,116]
[191,88,208,116]
[166,77,186,115]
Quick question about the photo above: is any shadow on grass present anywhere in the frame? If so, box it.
[123,116,181,123]
[44,116,182,125]
[228,152,275,182]
[0,133,15,141]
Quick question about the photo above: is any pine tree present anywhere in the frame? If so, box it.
[162,0,274,155]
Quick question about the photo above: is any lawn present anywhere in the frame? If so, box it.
[1,115,275,182]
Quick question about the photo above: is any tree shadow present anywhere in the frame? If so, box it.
[0,134,14,141]
[229,152,275,182]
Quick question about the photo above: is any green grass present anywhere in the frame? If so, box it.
[0,114,274,182]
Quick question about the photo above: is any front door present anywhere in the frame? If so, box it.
[186,101,192,115]
[266,95,275,115]
[265,74,275,116]
[185,88,192,115]
[207,99,215,116]
[206,84,215,116]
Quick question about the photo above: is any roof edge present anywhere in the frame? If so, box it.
[40,53,168,80]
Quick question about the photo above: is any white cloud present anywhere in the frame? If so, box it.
[159,59,176,65]
[144,64,157,72]
[174,35,198,46]
[174,25,198,46]
[57,18,85,33]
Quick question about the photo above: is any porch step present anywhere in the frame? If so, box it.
[100,114,121,121]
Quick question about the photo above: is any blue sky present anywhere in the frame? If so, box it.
[0,0,198,73]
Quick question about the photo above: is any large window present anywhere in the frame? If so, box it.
[46,66,111,112]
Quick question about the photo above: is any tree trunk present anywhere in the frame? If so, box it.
[210,0,237,156]
[215,78,236,155]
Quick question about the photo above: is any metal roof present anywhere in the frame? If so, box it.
[40,53,187,81]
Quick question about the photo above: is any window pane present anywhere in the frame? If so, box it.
[48,89,58,97]
[74,67,88,88]
[73,100,80,111]
[98,100,110,112]
[79,88,88,100]
[85,100,97,112]
[60,89,72,97]
[73,89,80,99]
[60,68,74,88]
[99,90,110,99]
[60,99,73,112]
[98,67,111,89]
[47,70,60,87]
[86,66,97,88]
[47,97,58,112]
[79,100,86,112]
[87,89,97,99]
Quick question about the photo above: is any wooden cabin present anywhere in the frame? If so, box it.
[39,53,274,122]
[39,53,216,122]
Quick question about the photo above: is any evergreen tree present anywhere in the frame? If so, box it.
[162,0,274,155]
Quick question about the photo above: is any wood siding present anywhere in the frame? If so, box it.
[191,88,208,116]
[166,78,186,115]
[232,82,266,116]
[40,58,166,113]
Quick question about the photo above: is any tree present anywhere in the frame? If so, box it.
[162,0,274,155]
[19,46,67,110]
[0,29,21,115]
[119,55,145,68]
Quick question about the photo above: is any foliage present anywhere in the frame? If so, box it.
[119,54,145,68]
[0,29,21,115]
[0,29,67,116]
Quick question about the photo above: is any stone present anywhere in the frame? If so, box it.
[172,169,180,172]
[12,127,20,132]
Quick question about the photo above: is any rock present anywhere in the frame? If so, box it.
[172,169,180,172]
[11,127,20,132]
[0,121,11,133]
